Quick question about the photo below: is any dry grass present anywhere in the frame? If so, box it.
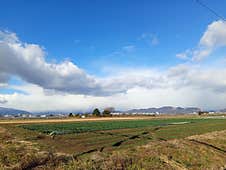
[59,130,226,170]
[0,117,226,169]
[0,126,70,170]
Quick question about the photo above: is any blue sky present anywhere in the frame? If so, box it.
[1,0,226,111]
[1,0,225,72]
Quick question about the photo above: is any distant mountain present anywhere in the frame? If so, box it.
[0,107,30,115]
[219,108,226,112]
[126,106,201,114]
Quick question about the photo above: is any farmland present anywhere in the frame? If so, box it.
[0,116,226,169]
[20,118,207,134]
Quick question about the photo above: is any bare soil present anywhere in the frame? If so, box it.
[0,115,197,124]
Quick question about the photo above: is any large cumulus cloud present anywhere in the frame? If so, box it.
[177,20,226,61]
[1,20,226,101]
[0,31,106,95]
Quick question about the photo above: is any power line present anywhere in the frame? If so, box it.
[195,0,226,21]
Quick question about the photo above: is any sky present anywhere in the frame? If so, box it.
[0,0,226,112]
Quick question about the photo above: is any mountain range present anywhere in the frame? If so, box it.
[126,106,201,114]
[0,107,30,116]
[0,106,226,116]
[219,108,226,112]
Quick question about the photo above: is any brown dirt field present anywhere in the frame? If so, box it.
[0,115,197,124]
[0,117,153,124]
[0,127,6,133]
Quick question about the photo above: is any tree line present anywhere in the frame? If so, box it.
[68,107,114,117]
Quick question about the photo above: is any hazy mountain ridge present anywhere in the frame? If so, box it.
[0,107,30,115]
[126,106,201,114]
[1,106,226,116]
[219,108,226,112]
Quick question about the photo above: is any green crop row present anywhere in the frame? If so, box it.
[20,118,226,135]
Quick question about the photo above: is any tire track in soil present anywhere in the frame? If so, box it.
[188,139,226,153]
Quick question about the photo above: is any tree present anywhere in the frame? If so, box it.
[68,113,73,117]
[198,111,208,115]
[74,113,80,117]
[102,107,114,116]
[102,109,111,116]
[92,108,101,116]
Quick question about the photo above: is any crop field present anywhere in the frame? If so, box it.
[0,116,226,169]
[21,119,225,134]
[20,118,207,134]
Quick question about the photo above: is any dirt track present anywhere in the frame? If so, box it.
[0,116,157,124]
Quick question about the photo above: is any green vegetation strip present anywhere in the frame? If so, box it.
[20,118,226,135]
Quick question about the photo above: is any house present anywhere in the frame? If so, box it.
[40,114,47,118]
[81,115,86,118]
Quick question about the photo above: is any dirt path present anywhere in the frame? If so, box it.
[0,116,157,124]
[0,126,6,133]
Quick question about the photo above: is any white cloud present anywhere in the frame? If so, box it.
[177,20,226,61]
[106,45,136,59]
[168,64,226,92]
[0,31,106,95]
[1,29,226,111]
[122,45,135,53]
[151,36,159,45]
[140,33,159,46]
[1,62,226,111]
[0,84,123,112]
[2,71,226,111]
[0,96,7,104]
[200,20,226,48]
[176,49,192,60]
[0,31,166,96]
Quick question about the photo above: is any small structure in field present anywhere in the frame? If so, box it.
[198,111,209,115]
